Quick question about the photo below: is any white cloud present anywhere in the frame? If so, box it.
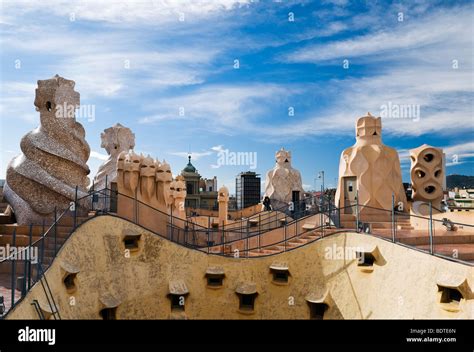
[211,145,225,152]
[89,150,108,161]
[0,6,226,100]
[1,0,252,25]
[444,142,474,167]
[398,142,474,168]
[0,82,37,123]
[267,5,474,140]
[262,67,473,139]
[57,50,217,99]
[284,7,471,63]
[138,83,298,133]
[135,5,473,141]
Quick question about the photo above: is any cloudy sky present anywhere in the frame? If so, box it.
[0,0,473,194]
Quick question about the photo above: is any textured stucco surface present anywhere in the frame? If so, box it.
[334,114,407,214]
[4,75,90,224]
[7,215,473,319]
[264,148,304,209]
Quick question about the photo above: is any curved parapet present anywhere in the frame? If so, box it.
[4,75,90,224]
[6,215,473,320]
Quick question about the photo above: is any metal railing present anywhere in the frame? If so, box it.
[0,187,99,318]
[190,193,335,234]
[339,199,474,266]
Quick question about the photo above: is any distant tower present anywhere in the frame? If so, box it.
[181,155,201,208]
[236,172,261,209]
[410,144,445,211]
[218,186,229,226]
[334,113,407,216]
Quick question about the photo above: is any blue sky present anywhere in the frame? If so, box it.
[0,0,473,194]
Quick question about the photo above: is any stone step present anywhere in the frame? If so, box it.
[341,221,356,228]
[400,234,474,246]
[416,244,474,261]
[247,248,280,256]
[341,219,411,228]
[300,234,319,241]
[43,238,68,248]
[285,241,302,248]
[371,222,393,229]
[0,234,43,246]
[0,225,48,236]
[0,213,15,225]
[246,251,262,257]
[359,214,407,222]
[0,260,46,275]
[398,228,415,232]
[267,245,286,251]
[57,216,90,227]
[0,228,72,241]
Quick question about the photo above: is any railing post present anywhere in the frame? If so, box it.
[54,206,57,256]
[91,180,95,212]
[328,194,332,228]
[207,216,210,250]
[355,190,359,232]
[246,219,249,257]
[11,228,17,309]
[240,215,243,240]
[338,202,341,228]
[258,227,261,253]
[134,193,138,224]
[320,185,323,237]
[295,211,298,240]
[28,224,33,291]
[38,220,45,281]
[284,214,287,252]
[170,206,173,241]
[391,193,395,242]
[221,224,224,254]
[183,221,186,246]
[74,185,78,229]
[22,253,27,298]
[105,175,108,213]
[429,201,433,254]
[258,214,261,236]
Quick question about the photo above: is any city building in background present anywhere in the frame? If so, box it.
[235,171,261,209]
[181,156,218,210]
